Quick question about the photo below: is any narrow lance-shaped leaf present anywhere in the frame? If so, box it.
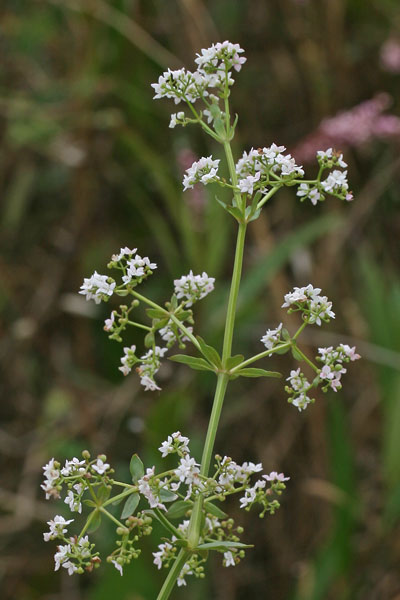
[121,493,140,519]
[236,368,282,378]
[130,454,144,483]
[169,355,215,372]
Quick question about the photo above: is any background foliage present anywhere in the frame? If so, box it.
[1,0,400,598]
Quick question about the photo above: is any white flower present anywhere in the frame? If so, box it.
[111,247,137,261]
[169,111,185,128]
[122,254,157,284]
[282,285,335,326]
[42,458,60,499]
[338,344,361,361]
[260,323,283,350]
[237,171,261,194]
[223,551,236,567]
[61,457,86,477]
[138,467,166,510]
[263,471,290,482]
[182,156,220,190]
[321,169,349,193]
[118,345,137,376]
[177,562,193,587]
[239,480,266,508]
[79,271,116,304]
[112,560,123,576]
[151,68,206,104]
[174,456,200,485]
[62,560,78,576]
[153,541,173,569]
[194,41,246,73]
[286,369,314,411]
[158,432,190,457]
[140,375,161,391]
[104,311,115,332]
[54,544,70,571]
[174,270,215,307]
[296,183,323,206]
[92,458,110,475]
[43,515,74,541]
[64,490,82,514]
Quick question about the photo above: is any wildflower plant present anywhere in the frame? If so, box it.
[42,41,360,598]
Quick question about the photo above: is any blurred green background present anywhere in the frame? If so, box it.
[1,0,400,598]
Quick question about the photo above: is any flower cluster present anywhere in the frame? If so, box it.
[119,345,168,391]
[79,272,116,304]
[317,344,360,392]
[235,144,305,188]
[182,156,220,191]
[174,271,215,307]
[151,41,246,108]
[285,368,314,411]
[282,284,335,326]
[43,433,288,583]
[260,323,283,350]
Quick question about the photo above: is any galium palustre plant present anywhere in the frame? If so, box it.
[42,41,360,599]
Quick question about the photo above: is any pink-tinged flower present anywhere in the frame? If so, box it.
[263,471,290,482]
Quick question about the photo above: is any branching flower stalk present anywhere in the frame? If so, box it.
[42,41,360,598]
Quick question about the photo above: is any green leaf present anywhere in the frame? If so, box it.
[275,345,290,355]
[159,488,177,503]
[213,117,226,138]
[204,501,228,519]
[282,328,291,341]
[291,346,304,361]
[166,500,193,520]
[215,195,228,209]
[236,368,282,378]
[87,510,102,533]
[121,493,140,519]
[196,336,223,369]
[83,499,96,508]
[196,541,253,551]
[226,205,244,222]
[146,308,166,319]
[130,454,144,483]
[247,208,261,222]
[225,354,244,370]
[169,354,214,371]
[96,485,111,503]
[144,331,155,348]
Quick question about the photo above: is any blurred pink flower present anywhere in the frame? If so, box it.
[380,38,400,73]
[292,94,400,162]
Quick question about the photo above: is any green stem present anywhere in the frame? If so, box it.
[77,509,98,540]
[256,185,282,210]
[230,341,292,373]
[99,506,125,529]
[153,508,184,539]
[102,487,136,509]
[156,549,190,600]
[293,346,320,373]
[221,222,247,362]
[127,320,152,331]
[168,313,201,351]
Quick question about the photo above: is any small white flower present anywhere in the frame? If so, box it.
[112,560,123,576]
[260,323,283,350]
[158,432,190,457]
[111,247,137,261]
[92,458,110,475]
[182,156,220,191]
[140,375,161,391]
[174,270,215,307]
[43,515,74,541]
[223,551,236,567]
[79,271,115,304]
[174,456,200,485]
[54,544,70,570]
[104,311,115,332]
[238,171,261,195]
[118,345,137,376]
[64,490,82,514]
[263,471,290,482]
